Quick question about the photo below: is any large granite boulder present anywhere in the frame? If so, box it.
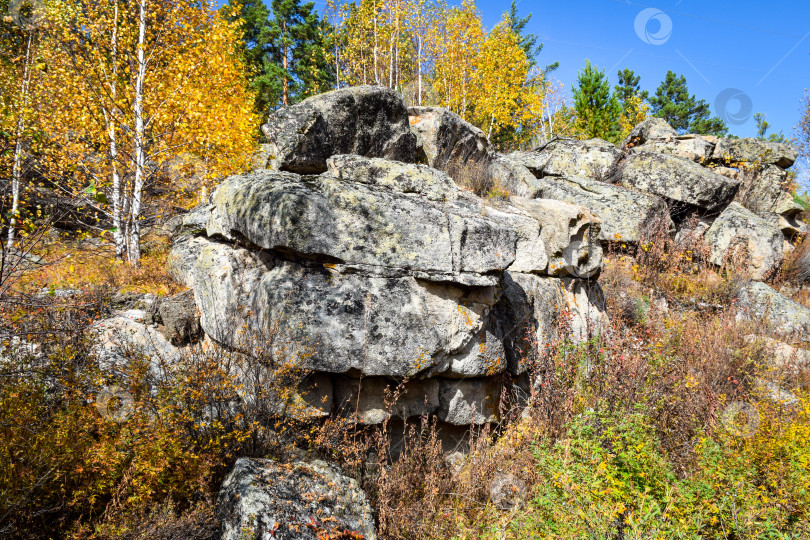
[712,138,797,168]
[408,106,489,171]
[486,154,542,198]
[703,202,783,280]
[733,164,803,217]
[737,281,810,341]
[622,117,678,147]
[205,170,517,286]
[510,138,622,180]
[219,458,376,540]
[620,152,739,210]
[260,86,416,173]
[90,311,181,375]
[527,174,670,243]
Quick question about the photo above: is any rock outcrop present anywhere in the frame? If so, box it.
[620,152,739,210]
[703,202,784,280]
[170,88,609,427]
[408,106,490,171]
[737,281,810,341]
[219,458,376,540]
[261,85,416,173]
[510,138,622,180]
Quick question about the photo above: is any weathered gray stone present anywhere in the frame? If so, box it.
[325,154,457,202]
[703,202,783,280]
[252,143,273,170]
[486,154,542,198]
[737,281,810,341]
[153,289,201,345]
[712,138,797,168]
[166,235,208,288]
[509,198,603,279]
[90,313,181,377]
[496,272,608,374]
[621,152,739,210]
[219,458,376,540]
[190,239,500,377]
[744,335,810,373]
[408,106,489,171]
[622,117,677,147]
[734,165,803,217]
[512,138,622,179]
[630,135,715,163]
[261,85,416,173]
[334,377,439,423]
[207,170,516,285]
[527,175,670,244]
[438,378,500,425]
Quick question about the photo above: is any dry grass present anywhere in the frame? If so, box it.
[16,234,183,297]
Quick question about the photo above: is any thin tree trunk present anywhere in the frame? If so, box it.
[282,21,288,105]
[108,0,125,259]
[7,31,34,250]
[373,8,378,85]
[129,0,148,264]
[417,36,422,105]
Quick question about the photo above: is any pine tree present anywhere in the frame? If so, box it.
[225,0,275,117]
[649,71,727,136]
[572,60,621,142]
[266,0,333,109]
[614,68,648,109]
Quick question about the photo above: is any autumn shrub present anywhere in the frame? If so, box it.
[775,233,810,287]
[447,158,504,198]
[0,294,321,538]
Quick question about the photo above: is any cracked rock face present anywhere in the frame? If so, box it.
[704,202,784,280]
[620,151,740,210]
[260,85,416,173]
[510,138,622,180]
[408,106,490,171]
[712,138,797,168]
[218,458,376,540]
[737,281,810,342]
[172,154,607,390]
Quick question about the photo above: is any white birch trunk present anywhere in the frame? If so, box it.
[128,0,147,264]
[6,31,34,250]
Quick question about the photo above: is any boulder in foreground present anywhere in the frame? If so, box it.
[219,457,376,540]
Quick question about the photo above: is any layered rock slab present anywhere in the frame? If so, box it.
[510,138,622,180]
[620,152,739,210]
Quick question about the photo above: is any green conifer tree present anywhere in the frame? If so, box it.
[572,60,621,142]
[649,71,727,136]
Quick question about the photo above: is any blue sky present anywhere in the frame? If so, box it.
[474,0,810,139]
